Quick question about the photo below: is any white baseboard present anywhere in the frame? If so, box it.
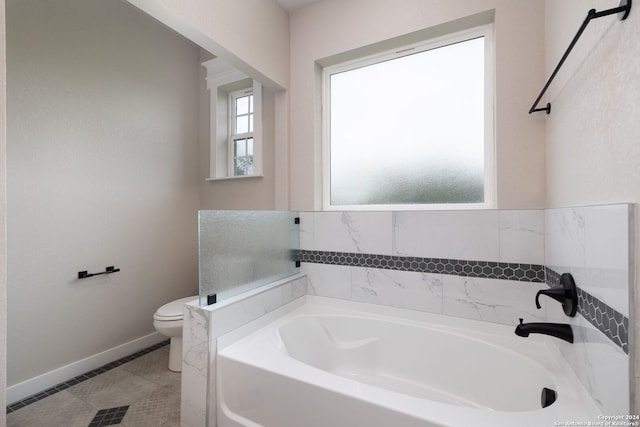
[7,332,166,405]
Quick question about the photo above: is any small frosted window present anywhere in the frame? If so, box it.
[229,91,254,176]
[327,35,489,207]
[236,95,250,115]
[233,137,254,176]
[234,94,253,134]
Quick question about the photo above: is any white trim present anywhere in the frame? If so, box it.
[202,58,248,90]
[482,25,497,209]
[323,202,493,211]
[325,26,490,76]
[203,59,263,180]
[206,174,264,182]
[252,80,263,176]
[274,91,289,210]
[7,332,166,404]
[322,24,495,211]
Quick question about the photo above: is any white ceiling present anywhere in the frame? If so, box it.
[277,0,320,12]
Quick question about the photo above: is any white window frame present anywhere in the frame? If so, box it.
[322,24,495,211]
[202,58,263,181]
[228,89,254,176]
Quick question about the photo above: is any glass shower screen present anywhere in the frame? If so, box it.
[198,210,300,305]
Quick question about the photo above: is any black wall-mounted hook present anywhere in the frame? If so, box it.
[535,273,578,317]
[78,266,121,279]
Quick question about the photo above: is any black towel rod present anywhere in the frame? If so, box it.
[529,0,631,114]
[78,266,120,279]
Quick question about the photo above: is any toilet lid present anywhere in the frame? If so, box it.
[154,296,197,321]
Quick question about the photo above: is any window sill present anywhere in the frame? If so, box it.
[323,202,495,211]
[206,175,264,182]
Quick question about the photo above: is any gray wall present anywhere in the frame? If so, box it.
[0,0,6,415]
[6,0,200,386]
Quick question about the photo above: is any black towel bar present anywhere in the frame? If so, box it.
[529,0,631,114]
[78,266,121,279]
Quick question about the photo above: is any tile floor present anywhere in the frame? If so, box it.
[6,342,181,427]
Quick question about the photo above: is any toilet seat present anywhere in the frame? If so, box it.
[153,296,197,321]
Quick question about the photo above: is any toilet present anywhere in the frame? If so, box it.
[153,296,198,372]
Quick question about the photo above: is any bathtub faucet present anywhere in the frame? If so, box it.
[514,318,574,343]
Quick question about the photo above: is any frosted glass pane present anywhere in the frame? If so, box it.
[235,139,246,156]
[234,156,253,176]
[236,116,249,134]
[236,96,249,115]
[247,138,254,155]
[198,210,299,305]
[329,37,485,206]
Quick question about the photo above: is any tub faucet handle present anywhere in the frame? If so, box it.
[535,287,566,309]
[534,273,578,317]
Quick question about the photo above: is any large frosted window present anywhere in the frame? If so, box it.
[325,27,493,208]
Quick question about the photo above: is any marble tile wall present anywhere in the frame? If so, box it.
[544,204,632,416]
[300,210,547,326]
[181,302,209,427]
[180,274,307,427]
[182,205,632,425]
[301,210,545,265]
[300,206,632,415]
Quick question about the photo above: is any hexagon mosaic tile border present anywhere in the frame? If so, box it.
[546,267,628,354]
[298,250,545,282]
[298,251,628,353]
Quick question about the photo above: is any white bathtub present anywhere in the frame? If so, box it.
[217,296,600,427]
